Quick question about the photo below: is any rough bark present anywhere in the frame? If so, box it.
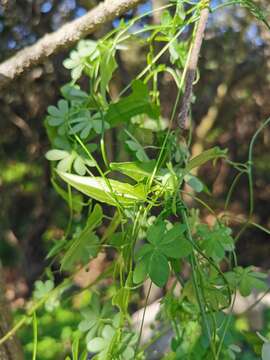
[0,0,145,90]
[178,6,210,129]
[0,270,24,360]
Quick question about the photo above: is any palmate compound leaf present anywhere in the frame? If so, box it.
[133,250,172,287]
[45,149,96,175]
[47,99,70,136]
[79,293,113,342]
[239,270,268,297]
[87,325,115,357]
[198,223,234,262]
[224,266,268,297]
[63,40,99,81]
[159,223,193,258]
[68,111,110,139]
[87,324,136,360]
[57,171,147,207]
[33,280,54,300]
[146,222,192,258]
[133,221,192,287]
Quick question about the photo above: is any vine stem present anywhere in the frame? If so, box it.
[235,116,270,241]
[32,311,38,360]
[178,0,210,129]
[135,281,152,357]
[0,316,27,348]
[180,208,216,358]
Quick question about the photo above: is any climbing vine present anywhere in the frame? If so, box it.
[1,0,270,359]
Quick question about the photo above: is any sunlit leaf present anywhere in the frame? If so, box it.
[100,46,117,100]
[110,161,155,182]
[57,171,147,206]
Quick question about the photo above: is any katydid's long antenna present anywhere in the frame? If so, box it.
[178,1,210,129]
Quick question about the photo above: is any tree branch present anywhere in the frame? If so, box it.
[0,0,145,90]
[178,5,210,129]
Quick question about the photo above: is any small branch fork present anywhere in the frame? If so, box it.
[178,1,210,129]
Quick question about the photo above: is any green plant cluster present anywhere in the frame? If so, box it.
[3,0,270,359]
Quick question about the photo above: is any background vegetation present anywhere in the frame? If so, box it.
[0,0,270,359]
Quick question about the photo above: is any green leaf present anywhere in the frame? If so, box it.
[46,148,95,175]
[87,204,103,230]
[145,222,192,259]
[149,251,169,287]
[185,147,227,173]
[87,325,115,354]
[71,335,80,360]
[105,80,160,126]
[198,223,234,262]
[69,111,109,139]
[61,84,88,102]
[126,140,150,162]
[63,40,98,81]
[159,224,192,259]
[147,222,166,245]
[225,267,268,297]
[61,232,99,271]
[47,100,69,128]
[204,285,229,311]
[100,47,117,100]
[69,111,93,139]
[134,244,153,261]
[136,149,150,162]
[87,338,106,352]
[45,149,69,161]
[33,280,54,300]
[46,238,67,259]
[51,178,84,213]
[79,294,112,341]
[239,272,267,297]
[110,161,155,182]
[133,257,149,284]
[112,285,130,314]
[184,174,204,193]
[73,156,87,175]
[57,153,75,172]
[61,207,102,270]
[57,171,147,206]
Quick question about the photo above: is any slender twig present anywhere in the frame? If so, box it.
[178,1,210,129]
[135,281,153,357]
[32,312,38,360]
[241,287,270,315]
